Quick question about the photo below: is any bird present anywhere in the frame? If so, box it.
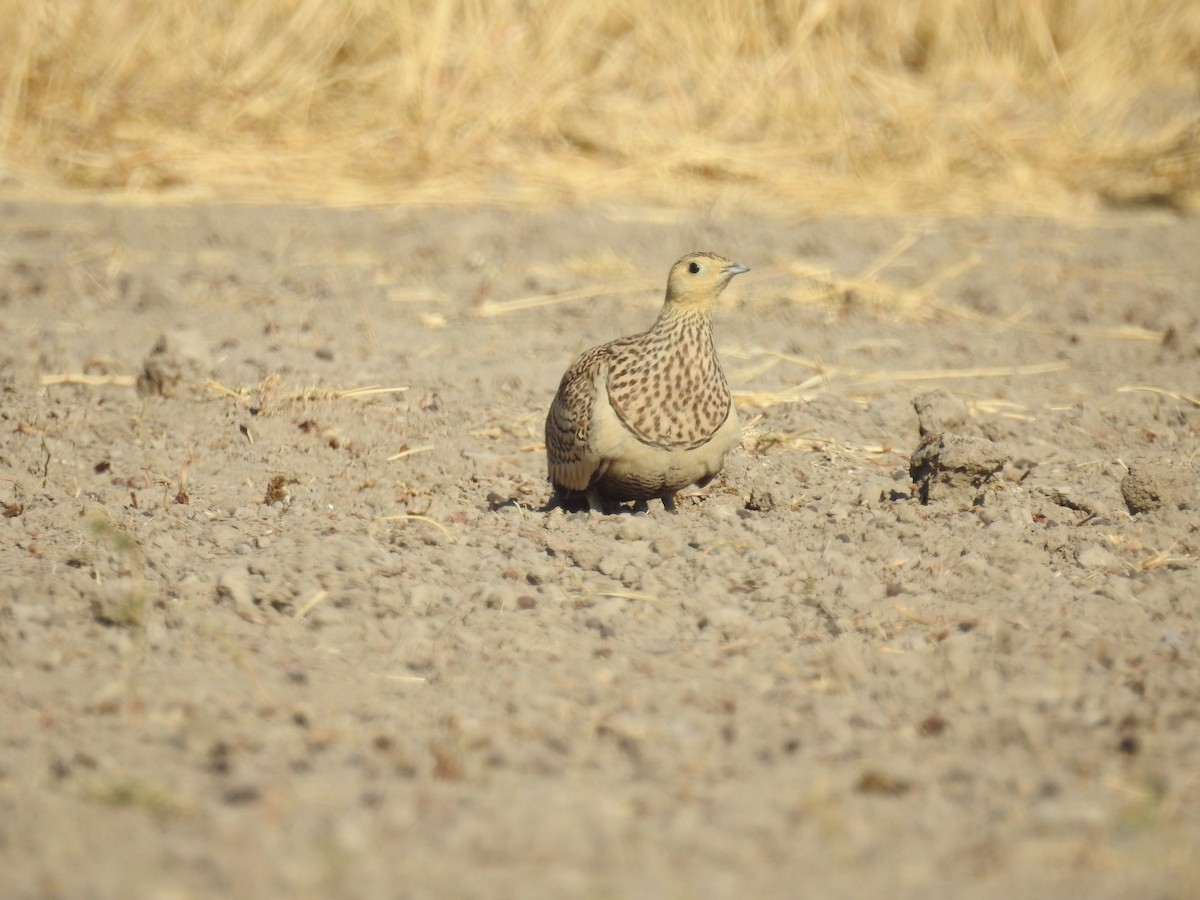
[545,250,749,512]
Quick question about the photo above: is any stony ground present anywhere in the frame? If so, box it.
[1,199,1198,898]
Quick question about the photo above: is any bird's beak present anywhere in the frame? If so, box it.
[723,262,750,277]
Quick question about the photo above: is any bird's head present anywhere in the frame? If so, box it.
[664,251,749,311]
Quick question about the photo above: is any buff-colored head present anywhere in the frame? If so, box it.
[664,251,749,311]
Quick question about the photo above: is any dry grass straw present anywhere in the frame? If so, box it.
[373,513,456,542]
[206,378,408,405]
[2,0,1198,216]
[731,338,1073,409]
[40,373,137,388]
[599,590,666,606]
[387,444,435,461]
[478,276,660,318]
[1118,384,1200,408]
[293,589,329,620]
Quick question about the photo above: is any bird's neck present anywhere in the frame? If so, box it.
[650,303,712,337]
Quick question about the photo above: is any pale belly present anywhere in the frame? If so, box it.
[592,407,740,500]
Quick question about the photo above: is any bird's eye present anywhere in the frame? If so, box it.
[688,261,701,274]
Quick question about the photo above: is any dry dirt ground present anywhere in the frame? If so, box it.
[1,199,1199,899]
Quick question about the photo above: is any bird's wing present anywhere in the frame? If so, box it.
[545,345,611,491]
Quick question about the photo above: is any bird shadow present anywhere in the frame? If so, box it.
[488,492,660,516]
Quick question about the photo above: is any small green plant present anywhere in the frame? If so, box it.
[88,514,149,661]
[81,776,180,817]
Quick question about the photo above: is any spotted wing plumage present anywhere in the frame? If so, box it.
[545,344,612,492]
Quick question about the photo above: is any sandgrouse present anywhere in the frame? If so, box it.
[545,251,748,512]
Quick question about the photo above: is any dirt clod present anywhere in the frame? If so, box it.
[136,330,211,398]
[1121,460,1197,514]
[914,389,970,436]
[909,432,1012,506]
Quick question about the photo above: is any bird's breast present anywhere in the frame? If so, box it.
[606,321,731,450]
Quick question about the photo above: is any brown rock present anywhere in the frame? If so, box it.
[913,390,970,436]
[1121,461,1197,514]
[910,432,1011,506]
[136,330,211,398]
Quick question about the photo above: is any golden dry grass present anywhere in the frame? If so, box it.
[2,0,1199,215]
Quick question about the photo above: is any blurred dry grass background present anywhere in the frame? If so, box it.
[1,0,1198,216]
